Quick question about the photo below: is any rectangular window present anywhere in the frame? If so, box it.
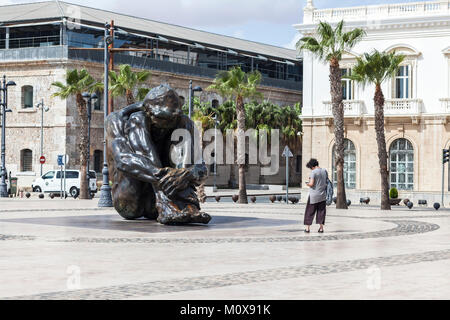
[20,149,33,172]
[395,65,411,99]
[341,69,353,100]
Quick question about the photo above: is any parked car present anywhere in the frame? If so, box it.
[32,170,97,198]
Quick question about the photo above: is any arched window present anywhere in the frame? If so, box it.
[389,138,414,190]
[332,139,356,189]
[93,150,103,173]
[22,86,33,109]
[20,149,33,172]
[212,99,219,108]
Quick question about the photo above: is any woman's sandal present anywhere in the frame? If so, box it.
[318,229,324,233]
[304,229,310,233]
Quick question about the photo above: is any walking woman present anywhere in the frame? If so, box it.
[304,159,328,233]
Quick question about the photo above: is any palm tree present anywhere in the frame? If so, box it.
[347,50,405,210]
[208,67,262,204]
[109,64,151,105]
[52,69,103,200]
[298,20,365,209]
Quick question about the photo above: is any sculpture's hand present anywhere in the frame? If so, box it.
[158,168,195,198]
[190,163,208,182]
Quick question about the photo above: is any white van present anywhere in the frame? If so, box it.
[32,170,97,198]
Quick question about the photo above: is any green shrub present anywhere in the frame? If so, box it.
[389,187,398,199]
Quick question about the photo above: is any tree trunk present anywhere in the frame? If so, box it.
[126,90,135,106]
[329,58,348,209]
[374,85,391,210]
[236,95,248,204]
[228,137,237,188]
[76,93,89,200]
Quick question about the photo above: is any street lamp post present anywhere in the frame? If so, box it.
[82,92,98,199]
[35,99,49,177]
[188,80,202,119]
[0,75,16,198]
[213,113,219,192]
[98,23,114,207]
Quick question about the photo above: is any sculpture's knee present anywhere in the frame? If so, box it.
[114,196,144,220]
[113,179,144,220]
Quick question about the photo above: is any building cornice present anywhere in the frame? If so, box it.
[295,15,450,35]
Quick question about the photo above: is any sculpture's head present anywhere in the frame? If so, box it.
[143,84,183,129]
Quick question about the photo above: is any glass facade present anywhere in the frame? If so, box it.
[333,139,357,189]
[390,138,414,190]
[1,23,302,88]
[8,24,60,49]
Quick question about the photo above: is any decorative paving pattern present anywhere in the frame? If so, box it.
[54,220,439,244]
[7,248,450,300]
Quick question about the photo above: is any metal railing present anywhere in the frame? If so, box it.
[0,35,60,49]
[68,48,302,91]
[0,45,68,62]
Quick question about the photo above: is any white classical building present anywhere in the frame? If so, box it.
[296,0,450,204]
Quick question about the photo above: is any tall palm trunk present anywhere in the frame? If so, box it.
[329,58,348,209]
[236,95,248,204]
[374,84,391,210]
[76,94,89,200]
[229,138,237,188]
[126,89,135,105]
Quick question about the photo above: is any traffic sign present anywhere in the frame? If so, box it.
[39,156,46,165]
[57,155,69,166]
[282,146,293,158]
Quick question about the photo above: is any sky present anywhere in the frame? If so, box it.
[0,0,435,49]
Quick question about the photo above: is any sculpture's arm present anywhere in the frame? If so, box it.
[106,112,165,185]
[117,102,145,119]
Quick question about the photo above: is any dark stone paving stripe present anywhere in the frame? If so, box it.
[54,220,439,244]
[6,248,450,300]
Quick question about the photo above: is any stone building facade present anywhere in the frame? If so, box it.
[296,0,450,205]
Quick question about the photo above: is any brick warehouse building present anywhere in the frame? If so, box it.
[0,1,303,190]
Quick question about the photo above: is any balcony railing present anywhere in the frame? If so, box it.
[307,0,450,23]
[440,98,450,113]
[384,99,422,115]
[323,100,365,117]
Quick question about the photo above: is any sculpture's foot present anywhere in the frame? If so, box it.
[156,198,211,225]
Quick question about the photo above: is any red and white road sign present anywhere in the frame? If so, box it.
[39,156,46,165]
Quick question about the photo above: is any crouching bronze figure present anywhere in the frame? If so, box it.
[105,84,211,225]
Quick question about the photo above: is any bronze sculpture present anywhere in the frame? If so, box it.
[105,84,211,225]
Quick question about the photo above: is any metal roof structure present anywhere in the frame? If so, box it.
[0,1,300,62]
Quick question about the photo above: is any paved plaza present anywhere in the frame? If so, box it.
[0,197,449,300]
